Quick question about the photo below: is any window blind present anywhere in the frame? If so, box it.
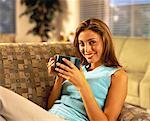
[80,0,105,21]
[80,0,150,37]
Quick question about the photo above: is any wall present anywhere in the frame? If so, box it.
[63,0,80,36]
[16,0,80,43]
[16,1,41,43]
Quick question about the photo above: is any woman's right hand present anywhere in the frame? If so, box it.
[47,57,55,75]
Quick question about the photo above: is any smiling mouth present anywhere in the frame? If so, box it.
[84,53,95,59]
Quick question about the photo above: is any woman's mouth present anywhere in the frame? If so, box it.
[84,53,95,59]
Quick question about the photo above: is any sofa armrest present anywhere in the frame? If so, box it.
[140,63,150,109]
[118,103,150,121]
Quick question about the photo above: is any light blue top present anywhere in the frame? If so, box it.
[49,65,119,121]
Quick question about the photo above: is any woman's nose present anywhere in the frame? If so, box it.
[84,44,92,53]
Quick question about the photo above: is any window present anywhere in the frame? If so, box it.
[0,0,16,33]
[80,0,150,37]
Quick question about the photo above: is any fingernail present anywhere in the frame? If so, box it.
[62,58,66,61]
[56,62,60,66]
[55,68,58,71]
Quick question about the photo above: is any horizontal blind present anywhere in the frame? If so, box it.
[134,4,150,37]
[80,0,150,37]
[80,0,105,21]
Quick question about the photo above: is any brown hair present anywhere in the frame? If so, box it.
[74,18,121,68]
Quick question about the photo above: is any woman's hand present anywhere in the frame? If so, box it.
[47,57,55,75]
[47,56,64,83]
[55,58,87,89]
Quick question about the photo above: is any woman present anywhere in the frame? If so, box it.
[0,18,128,121]
[47,18,128,121]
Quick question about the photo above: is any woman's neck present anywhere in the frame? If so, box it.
[88,62,102,71]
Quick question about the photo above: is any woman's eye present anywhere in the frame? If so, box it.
[89,41,96,45]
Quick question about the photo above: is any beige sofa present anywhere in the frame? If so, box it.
[0,41,149,120]
[113,36,150,109]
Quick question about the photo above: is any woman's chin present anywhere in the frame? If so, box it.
[86,59,93,63]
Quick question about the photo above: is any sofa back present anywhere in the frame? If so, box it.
[112,36,127,58]
[118,37,150,73]
[0,42,77,109]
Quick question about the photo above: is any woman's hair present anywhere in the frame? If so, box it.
[74,18,121,68]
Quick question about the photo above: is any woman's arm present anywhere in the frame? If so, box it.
[79,69,128,121]
[79,80,108,121]
[103,69,128,120]
[47,76,64,109]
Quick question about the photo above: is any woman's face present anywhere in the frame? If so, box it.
[78,30,103,68]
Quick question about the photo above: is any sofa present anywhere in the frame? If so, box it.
[0,41,150,120]
[113,37,150,109]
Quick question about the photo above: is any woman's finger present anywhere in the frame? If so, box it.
[57,73,70,80]
[55,67,71,76]
[56,62,72,72]
[49,56,55,61]
[62,58,75,69]
[47,60,55,67]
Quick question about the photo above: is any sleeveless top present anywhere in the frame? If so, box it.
[49,65,120,121]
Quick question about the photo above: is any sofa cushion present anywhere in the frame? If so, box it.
[119,38,150,73]
[125,95,140,106]
[127,72,144,97]
[0,42,76,109]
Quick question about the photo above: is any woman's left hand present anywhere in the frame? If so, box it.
[55,58,86,89]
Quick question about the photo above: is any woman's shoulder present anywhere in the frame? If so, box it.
[111,68,128,83]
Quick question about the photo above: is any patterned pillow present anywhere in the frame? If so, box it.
[118,103,150,121]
